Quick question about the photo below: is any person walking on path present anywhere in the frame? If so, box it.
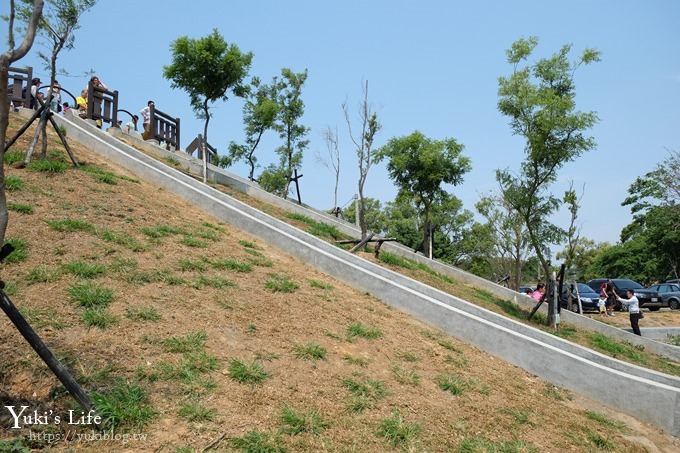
[616,289,643,336]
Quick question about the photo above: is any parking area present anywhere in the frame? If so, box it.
[585,307,680,328]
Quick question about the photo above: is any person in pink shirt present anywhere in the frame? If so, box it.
[531,283,545,301]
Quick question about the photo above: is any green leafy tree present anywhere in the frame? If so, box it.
[270,68,308,202]
[343,81,381,240]
[19,0,95,163]
[224,76,279,181]
[476,192,532,290]
[376,131,471,259]
[164,29,252,183]
[496,37,600,325]
[342,196,384,232]
[0,0,44,244]
[559,238,610,281]
[618,150,680,280]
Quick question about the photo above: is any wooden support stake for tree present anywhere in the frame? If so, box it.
[349,232,375,253]
[0,290,94,413]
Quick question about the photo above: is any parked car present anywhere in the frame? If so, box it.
[519,286,534,295]
[585,278,664,311]
[646,283,680,310]
[560,283,600,313]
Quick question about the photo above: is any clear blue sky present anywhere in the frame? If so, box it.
[4,1,679,249]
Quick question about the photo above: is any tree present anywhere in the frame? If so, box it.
[164,29,252,183]
[476,191,532,290]
[0,0,44,244]
[619,149,680,280]
[316,125,341,212]
[558,237,609,281]
[343,80,380,240]
[343,196,384,232]
[376,131,471,259]
[496,37,600,326]
[271,68,308,202]
[224,76,279,181]
[19,0,95,163]
[560,183,583,279]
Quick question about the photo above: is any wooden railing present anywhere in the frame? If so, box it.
[185,134,216,164]
[7,66,33,110]
[150,104,180,150]
[86,80,119,127]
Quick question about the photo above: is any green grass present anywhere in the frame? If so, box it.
[126,306,161,321]
[82,308,119,329]
[210,258,253,273]
[391,364,420,386]
[63,260,106,278]
[194,228,220,241]
[98,228,147,252]
[181,235,208,248]
[586,429,615,451]
[231,431,286,453]
[585,410,629,432]
[228,359,270,384]
[141,223,185,238]
[503,408,532,425]
[394,351,419,362]
[4,150,24,165]
[192,275,236,289]
[26,265,61,284]
[308,279,333,290]
[436,374,469,396]
[457,436,538,453]
[668,335,680,346]
[293,342,327,361]
[19,307,66,330]
[265,274,299,293]
[46,218,95,232]
[343,354,370,367]
[146,352,219,385]
[542,383,572,401]
[178,258,209,272]
[279,404,328,435]
[587,333,645,364]
[28,158,68,173]
[157,331,208,353]
[0,438,30,452]
[163,156,181,167]
[4,175,25,191]
[178,402,216,422]
[80,164,118,185]
[346,322,382,340]
[376,411,421,447]
[2,238,28,263]
[239,239,262,250]
[67,281,115,308]
[124,269,186,286]
[342,375,387,413]
[92,381,156,429]
[8,202,33,214]
[245,250,274,267]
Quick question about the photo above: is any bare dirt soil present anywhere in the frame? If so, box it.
[1,115,679,452]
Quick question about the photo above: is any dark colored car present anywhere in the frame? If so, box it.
[647,283,680,310]
[585,278,663,311]
[560,283,600,313]
[519,286,534,295]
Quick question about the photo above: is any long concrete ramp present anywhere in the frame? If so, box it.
[44,113,680,437]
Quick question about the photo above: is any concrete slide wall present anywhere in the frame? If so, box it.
[45,114,680,436]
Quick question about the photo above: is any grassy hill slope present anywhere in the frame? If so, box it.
[1,115,677,452]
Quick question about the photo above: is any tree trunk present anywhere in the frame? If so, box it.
[202,102,210,184]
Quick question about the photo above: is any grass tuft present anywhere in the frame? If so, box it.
[293,342,327,361]
[265,274,299,293]
[82,308,119,329]
[279,405,328,436]
[46,218,94,232]
[4,175,25,191]
[26,265,61,284]
[28,158,68,173]
[2,238,28,263]
[8,202,33,214]
[228,359,269,384]
[210,258,253,273]
[63,260,106,278]
[346,323,382,340]
[92,381,156,429]
[126,306,161,322]
[376,411,420,447]
[231,431,285,453]
[157,331,208,353]
[178,402,216,422]
[67,281,115,308]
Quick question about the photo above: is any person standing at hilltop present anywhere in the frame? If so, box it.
[140,100,154,140]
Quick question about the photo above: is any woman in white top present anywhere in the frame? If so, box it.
[616,289,642,336]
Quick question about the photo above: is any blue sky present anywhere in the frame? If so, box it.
[4,0,679,249]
